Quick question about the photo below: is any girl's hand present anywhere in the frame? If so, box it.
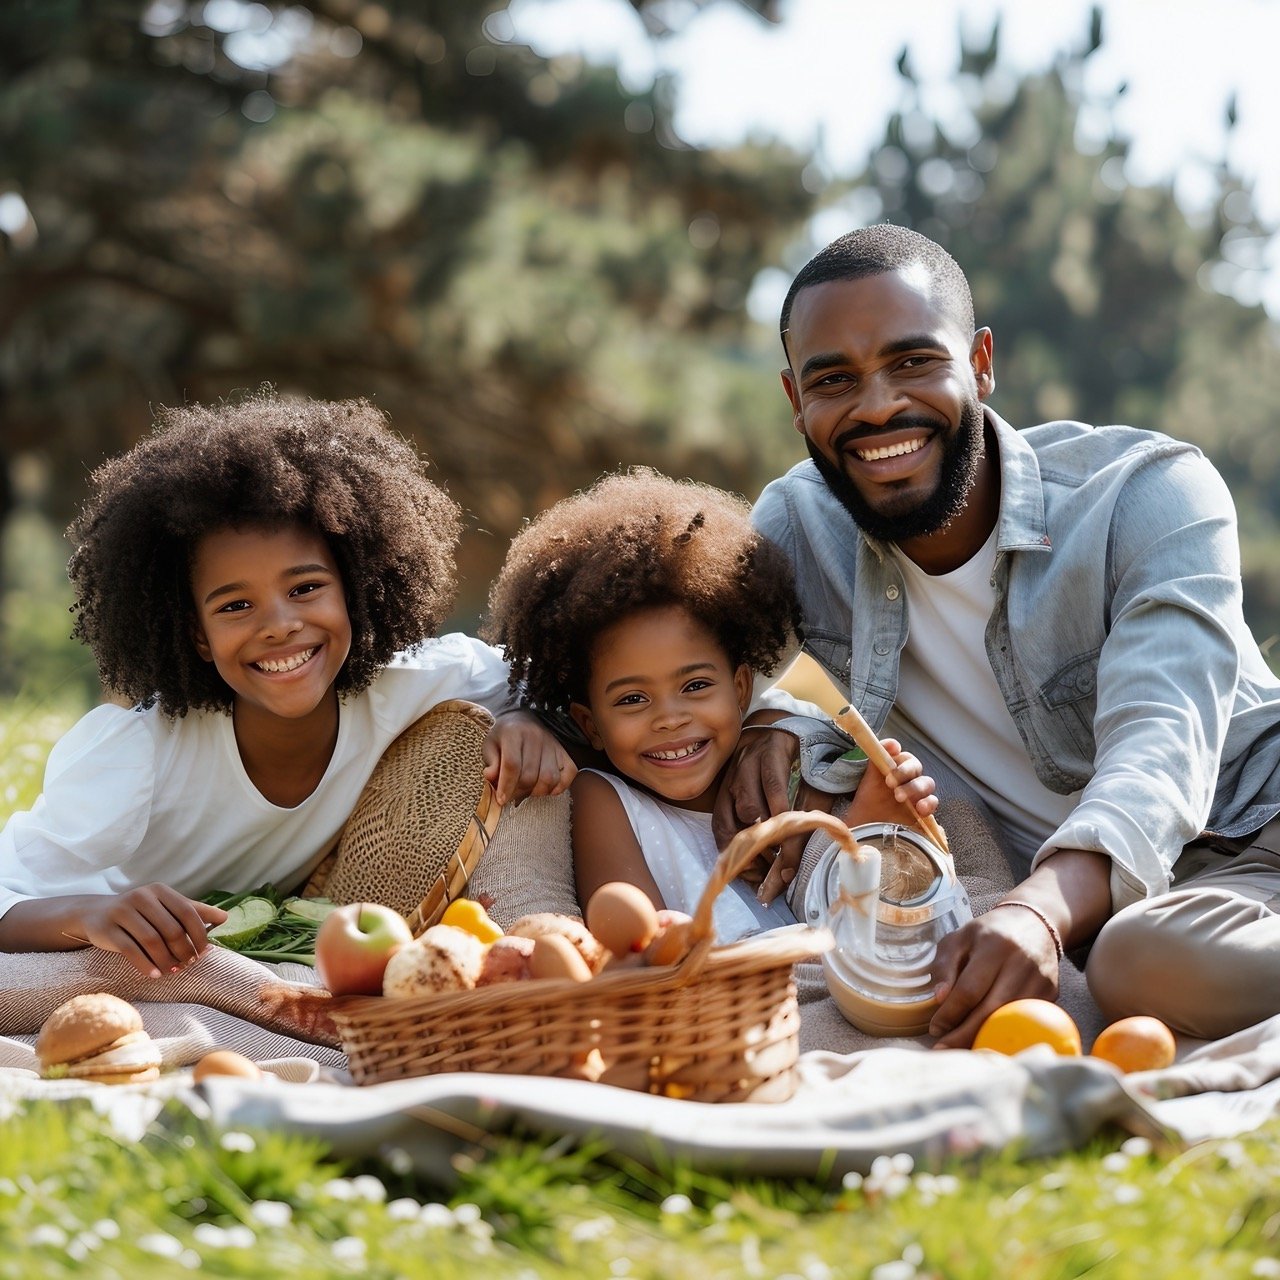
[881,741,940,822]
[483,710,576,806]
[75,885,228,978]
[845,738,938,829]
[752,738,938,906]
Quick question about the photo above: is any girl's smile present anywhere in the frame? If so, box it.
[643,738,710,763]
[570,604,752,812]
[252,646,317,674]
